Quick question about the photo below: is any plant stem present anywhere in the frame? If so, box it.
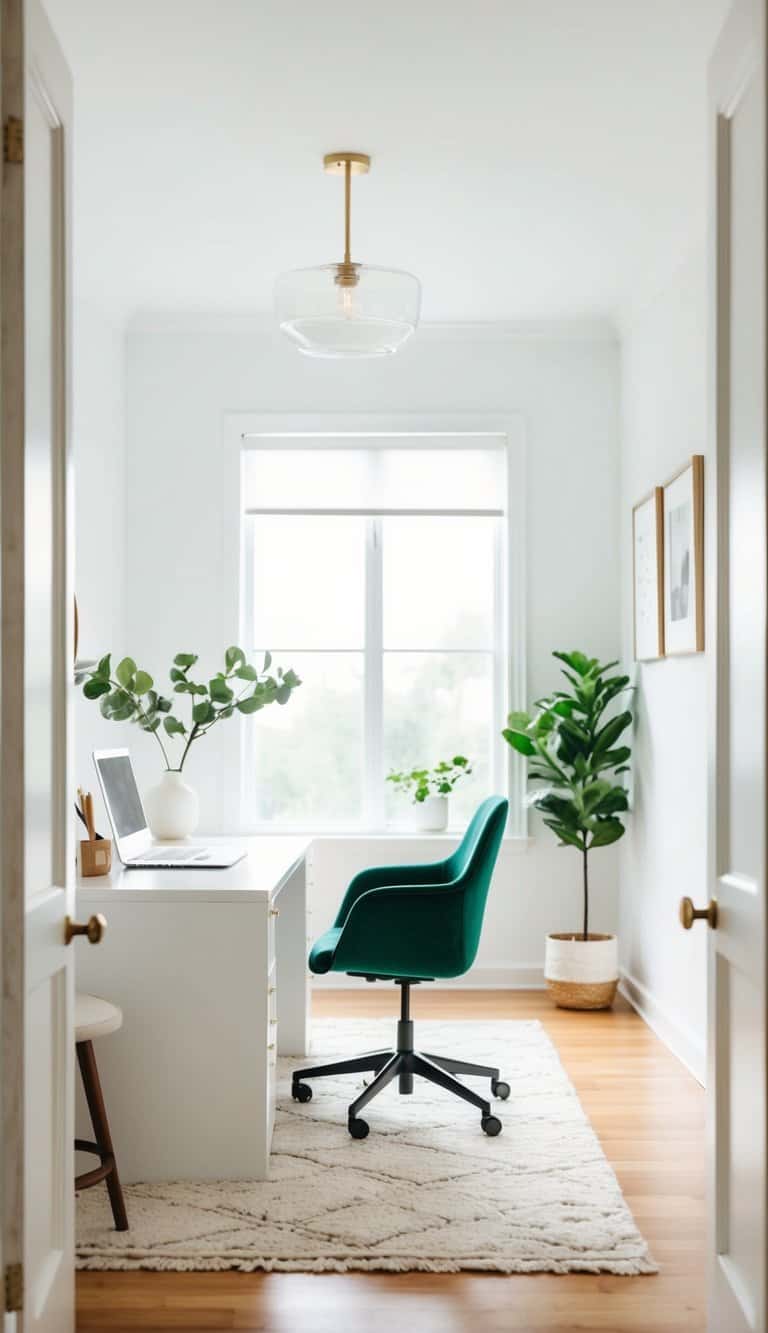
[108,677,172,770]
[177,722,200,773]
[582,844,589,941]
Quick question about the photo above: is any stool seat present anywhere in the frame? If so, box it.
[75,993,123,1043]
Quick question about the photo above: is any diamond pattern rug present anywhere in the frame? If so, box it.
[76,1018,656,1275]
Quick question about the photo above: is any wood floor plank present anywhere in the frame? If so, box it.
[76,989,706,1332]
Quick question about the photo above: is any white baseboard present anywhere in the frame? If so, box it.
[311,964,546,990]
[619,969,705,1086]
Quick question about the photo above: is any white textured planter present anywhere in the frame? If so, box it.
[544,932,619,1010]
[415,795,449,832]
[143,770,199,841]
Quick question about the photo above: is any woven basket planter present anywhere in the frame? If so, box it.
[544,933,619,1010]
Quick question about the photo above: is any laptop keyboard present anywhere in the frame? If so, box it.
[132,848,203,863]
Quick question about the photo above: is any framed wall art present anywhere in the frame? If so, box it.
[662,454,704,655]
[632,487,664,661]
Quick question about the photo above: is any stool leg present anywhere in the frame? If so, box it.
[76,1040,128,1231]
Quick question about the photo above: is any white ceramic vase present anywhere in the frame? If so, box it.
[143,770,199,841]
[415,795,449,832]
[544,932,619,1010]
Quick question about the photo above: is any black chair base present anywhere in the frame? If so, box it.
[291,981,510,1138]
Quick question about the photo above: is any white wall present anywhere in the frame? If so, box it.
[618,253,708,1079]
[72,301,126,794]
[76,319,622,983]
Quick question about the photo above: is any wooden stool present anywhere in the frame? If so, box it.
[75,993,128,1231]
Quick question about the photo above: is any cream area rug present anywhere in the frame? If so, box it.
[76,1018,656,1276]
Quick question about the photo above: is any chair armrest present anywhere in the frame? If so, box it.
[332,859,451,928]
[332,879,466,979]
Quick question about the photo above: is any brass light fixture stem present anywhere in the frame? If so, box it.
[323,152,370,287]
[344,159,352,267]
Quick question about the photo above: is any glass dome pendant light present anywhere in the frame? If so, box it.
[274,151,421,359]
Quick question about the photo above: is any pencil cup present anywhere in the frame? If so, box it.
[79,839,112,877]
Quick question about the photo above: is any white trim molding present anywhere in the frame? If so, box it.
[619,970,705,1086]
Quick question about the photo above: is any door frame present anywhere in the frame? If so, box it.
[1,0,27,1314]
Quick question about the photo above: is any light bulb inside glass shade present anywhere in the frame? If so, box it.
[274,263,421,358]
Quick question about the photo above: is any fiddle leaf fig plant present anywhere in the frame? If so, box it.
[82,647,301,773]
[502,651,632,940]
[386,756,473,804]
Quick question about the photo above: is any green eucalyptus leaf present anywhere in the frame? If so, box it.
[192,700,215,725]
[209,677,234,704]
[173,653,198,669]
[133,670,153,695]
[115,656,136,688]
[97,654,111,679]
[225,646,246,670]
[83,678,111,700]
[235,664,258,681]
[163,716,186,737]
[237,696,263,715]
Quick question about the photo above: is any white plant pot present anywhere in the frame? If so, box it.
[143,770,199,841]
[415,795,449,833]
[544,932,619,1010]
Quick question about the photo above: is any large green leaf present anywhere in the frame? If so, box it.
[542,818,585,850]
[173,653,198,668]
[593,710,632,754]
[502,728,535,757]
[225,646,245,670]
[133,670,153,695]
[588,818,626,848]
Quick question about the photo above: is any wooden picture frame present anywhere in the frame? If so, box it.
[662,454,704,655]
[632,487,665,661]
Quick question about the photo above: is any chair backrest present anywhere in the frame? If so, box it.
[446,795,508,974]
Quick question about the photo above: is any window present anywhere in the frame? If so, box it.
[241,433,515,831]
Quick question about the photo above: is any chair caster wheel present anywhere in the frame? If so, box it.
[482,1114,502,1137]
[292,1082,312,1103]
[491,1079,510,1100]
[348,1117,370,1140]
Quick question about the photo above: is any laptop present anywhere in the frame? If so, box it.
[92,748,245,869]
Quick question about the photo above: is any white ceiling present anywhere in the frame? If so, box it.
[46,0,729,327]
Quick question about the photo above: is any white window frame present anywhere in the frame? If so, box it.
[231,412,527,838]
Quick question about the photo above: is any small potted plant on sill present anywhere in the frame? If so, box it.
[81,647,300,840]
[386,757,473,832]
[502,651,632,1009]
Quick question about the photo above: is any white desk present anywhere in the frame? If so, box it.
[75,837,311,1182]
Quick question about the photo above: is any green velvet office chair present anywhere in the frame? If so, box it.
[292,796,510,1139]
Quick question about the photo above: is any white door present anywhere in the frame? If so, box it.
[2,0,76,1328]
[705,1,767,1329]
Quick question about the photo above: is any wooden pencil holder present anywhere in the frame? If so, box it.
[79,839,112,877]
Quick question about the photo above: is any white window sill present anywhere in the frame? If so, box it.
[241,828,533,849]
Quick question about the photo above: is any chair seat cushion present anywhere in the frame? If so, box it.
[75,992,123,1043]
[308,927,343,975]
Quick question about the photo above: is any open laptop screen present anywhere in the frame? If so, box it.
[95,753,146,838]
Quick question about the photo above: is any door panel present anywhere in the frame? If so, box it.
[708,2,767,1329]
[21,2,75,1329]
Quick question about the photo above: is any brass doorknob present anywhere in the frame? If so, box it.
[679,897,718,930]
[65,913,107,945]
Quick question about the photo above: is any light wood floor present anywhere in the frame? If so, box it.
[76,990,706,1333]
